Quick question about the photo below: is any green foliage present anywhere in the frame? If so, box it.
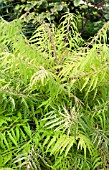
[74,0,81,7]
[0,0,109,39]
[0,13,109,169]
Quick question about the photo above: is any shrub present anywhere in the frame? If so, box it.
[0,0,109,39]
[0,13,109,169]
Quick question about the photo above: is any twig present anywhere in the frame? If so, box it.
[44,24,58,64]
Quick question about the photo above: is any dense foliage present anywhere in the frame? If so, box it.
[0,12,109,169]
[0,0,109,39]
